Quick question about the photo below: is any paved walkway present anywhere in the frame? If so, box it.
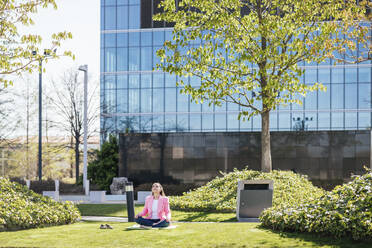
[80,216,260,223]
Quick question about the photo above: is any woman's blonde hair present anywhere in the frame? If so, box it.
[152,182,165,197]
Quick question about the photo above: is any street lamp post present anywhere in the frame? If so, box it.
[33,49,55,182]
[78,65,89,195]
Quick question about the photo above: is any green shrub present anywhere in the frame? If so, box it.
[169,168,324,212]
[0,177,80,231]
[260,171,372,241]
[88,135,119,191]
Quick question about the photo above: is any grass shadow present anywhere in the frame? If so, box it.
[257,225,372,248]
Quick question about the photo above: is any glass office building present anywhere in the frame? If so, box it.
[100,0,372,138]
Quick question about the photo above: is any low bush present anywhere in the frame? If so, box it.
[169,168,324,212]
[260,171,372,241]
[0,177,80,231]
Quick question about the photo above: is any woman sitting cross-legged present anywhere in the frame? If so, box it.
[135,182,171,228]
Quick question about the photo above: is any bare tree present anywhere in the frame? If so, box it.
[48,68,99,183]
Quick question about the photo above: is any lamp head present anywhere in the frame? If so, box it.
[78,65,88,72]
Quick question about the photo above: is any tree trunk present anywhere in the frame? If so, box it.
[70,136,74,178]
[75,137,80,184]
[261,111,272,172]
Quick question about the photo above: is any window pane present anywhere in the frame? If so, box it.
[240,116,252,131]
[331,112,343,129]
[253,115,261,130]
[128,74,139,88]
[359,84,371,109]
[153,88,164,112]
[153,46,162,70]
[331,84,344,109]
[190,114,201,131]
[345,84,357,109]
[190,76,201,87]
[305,91,317,110]
[128,5,140,29]
[128,88,139,112]
[270,112,278,130]
[202,102,213,112]
[105,33,116,47]
[358,112,371,129]
[153,73,164,87]
[117,6,128,29]
[318,69,330,84]
[105,90,116,113]
[117,33,128,47]
[141,116,152,132]
[105,75,116,90]
[105,7,116,30]
[304,113,316,130]
[117,89,128,113]
[117,74,127,89]
[177,114,189,131]
[117,48,128,71]
[165,74,176,87]
[345,68,357,83]
[105,0,116,5]
[165,115,177,131]
[141,89,152,112]
[153,31,164,46]
[305,69,317,84]
[177,90,189,112]
[141,31,152,46]
[153,115,164,131]
[105,48,116,72]
[331,68,344,84]
[165,88,177,112]
[345,112,357,129]
[129,32,140,46]
[202,114,213,131]
[117,0,128,5]
[228,114,239,130]
[128,47,139,70]
[141,47,152,70]
[141,74,152,88]
[278,113,290,130]
[190,100,201,112]
[358,67,371,83]
[318,85,330,109]
[215,114,226,130]
[318,112,330,130]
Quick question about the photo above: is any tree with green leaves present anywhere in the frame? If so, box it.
[87,135,118,191]
[155,0,370,172]
[0,0,73,86]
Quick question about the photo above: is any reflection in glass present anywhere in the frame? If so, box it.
[345,84,357,109]
[141,74,152,88]
[153,115,164,132]
[270,112,278,130]
[177,114,189,131]
[117,74,128,89]
[215,114,226,130]
[141,47,152,70]
[190,114,201,131]
[318,112,330,130]
[117,6,128,29]
[105,7,116,30]
[359,68,371,83]
[128,5,140,29]
[128,47,139,70]
[331,112,343,129]
[117,89,128,113]
[331,84,344,109]
[305,90,317,110]
[177,91,189,112]
[165,74,176,87]
[153,31,164,46]
[153,73,164,87]
[141,32,152,46]
[202,114,214,131]
[345,68,357,83]
[141,116,153,132]
[331,68,344,84]
[117,48,128,71]
[105,75,116,90]
[345,112,357,129]
[358,112,371,129]
[128,88,139,112]
[253,115,261,130]
[105,48,116,72]
[129,74,140,88]
[165,88,177,112]
[318,85,330,109]
[228,114,239,130]
[318,69,330,84]
[117,33,128,47]
[141,88,152,113]
[129,32,140,46]
[305,69,317,84]
[105,33,116,47]
[165,115,177,131]
[358,84,371,109]
[278,113,290,130]
[153,88,164,112]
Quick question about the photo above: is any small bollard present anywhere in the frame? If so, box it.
[125,182,135,222]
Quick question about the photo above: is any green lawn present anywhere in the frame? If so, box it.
[77,204,237,222]
[1,222,370,248]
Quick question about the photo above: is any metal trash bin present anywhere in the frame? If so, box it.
[236,180,274,222]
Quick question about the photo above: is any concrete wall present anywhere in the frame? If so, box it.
[119,131,371,185]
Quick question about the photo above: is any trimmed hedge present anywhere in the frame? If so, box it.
[260,171,372,241]
[135,183,198,197]
[169,169,325,212]
[0,177,80,231]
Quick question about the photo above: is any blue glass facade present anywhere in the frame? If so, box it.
[100,0,372,137]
